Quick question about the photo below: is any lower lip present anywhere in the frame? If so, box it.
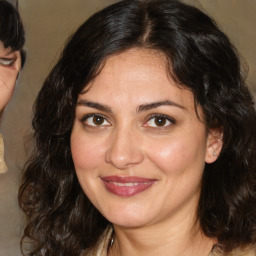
[101,179,156,197]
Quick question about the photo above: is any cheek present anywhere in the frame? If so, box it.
[70,130,105,172]
[146,135,206,175]
[0,67,18,86]
[0,68,18,109]
[147,142,189,172]
[70,129,107,205]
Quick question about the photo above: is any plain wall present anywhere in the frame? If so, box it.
[0,1,255,255]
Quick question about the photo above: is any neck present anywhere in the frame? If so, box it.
[108,212,215,256]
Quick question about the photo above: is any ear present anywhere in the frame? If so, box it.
[205,128,223,164]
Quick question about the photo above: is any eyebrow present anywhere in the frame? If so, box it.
[2,49,16,57]
[137,100,185,112]
[77,99,185,113]
[76,100,112,113]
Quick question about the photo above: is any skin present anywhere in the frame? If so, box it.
[71,48,222,255]
[0,41,21,114]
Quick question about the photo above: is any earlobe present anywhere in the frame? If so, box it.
[205,129,223,164]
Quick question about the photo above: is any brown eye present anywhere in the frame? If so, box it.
[144,115,174,128]
[83,114,111,127]
[154,117,167,127]
[93,115,104,125]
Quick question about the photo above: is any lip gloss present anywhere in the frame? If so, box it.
[101,176,157,197]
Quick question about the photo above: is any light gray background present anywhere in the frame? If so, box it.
[0,1,255,255]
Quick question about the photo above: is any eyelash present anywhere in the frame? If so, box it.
[80,113,111,128]
[80,113,175,129]
[0,58,16,67]
[144,114,175,128]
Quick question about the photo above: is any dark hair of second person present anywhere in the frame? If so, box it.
[0,0,25,66]
[0,0,26,173]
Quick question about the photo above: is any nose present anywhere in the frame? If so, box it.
[105,126,144,170]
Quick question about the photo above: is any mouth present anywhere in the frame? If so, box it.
[101,176,157,197]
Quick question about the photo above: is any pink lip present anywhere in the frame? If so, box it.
[101,176,157,197]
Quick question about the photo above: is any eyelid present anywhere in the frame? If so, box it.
[80,113,111,127]
[80,113,107,121]
[143,113,175,128]
[0,57,16,66]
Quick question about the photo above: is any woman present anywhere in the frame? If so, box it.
[0,0,25,173]
[19,0,256,255]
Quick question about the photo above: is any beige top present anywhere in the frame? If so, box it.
[0,134,7,173]
[81,226,256,256]
[81,227,113,256]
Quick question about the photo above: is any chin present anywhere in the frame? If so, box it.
[103,207,153,228]
[112,218,148,228]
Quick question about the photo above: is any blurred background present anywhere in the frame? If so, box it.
[0,0,255,255]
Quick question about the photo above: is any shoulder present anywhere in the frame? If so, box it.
[80,226,113,256]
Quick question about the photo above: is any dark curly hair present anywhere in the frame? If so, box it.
[18,0,256,255]
[0,0,26,66]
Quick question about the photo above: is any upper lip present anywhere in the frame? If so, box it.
[101,176,157,183]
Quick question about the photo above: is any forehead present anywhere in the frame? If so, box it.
[101,48,168,79]
[86,49,172,95]
[82,48,195,109]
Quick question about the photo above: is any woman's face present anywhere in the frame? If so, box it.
[0,41,21,112]
[71,48,221,228]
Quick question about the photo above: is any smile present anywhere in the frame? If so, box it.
[101,176,157,197]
